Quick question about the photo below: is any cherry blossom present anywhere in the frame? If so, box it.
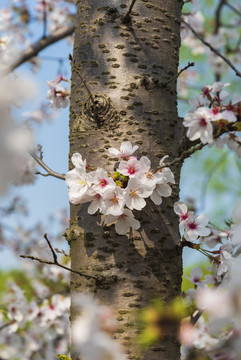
[108,141,138,159]
[124,177,152,210]
[184,214,210,242]
[104,209,140,235]
[47,75,70,109]
[65,166,93,205]
[102,187,125,216]
[92,168,116,195]
[183,107,215,144]
[118,158,140,178]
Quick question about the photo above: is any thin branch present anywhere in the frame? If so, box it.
[30,151,66,180]
[225,1,241,17]
[162,62,195,87]
[42,0,48,38]
[122,0,137,23]
[162,142,205,168]
[214,0,226,34]
[20,233,96,280]
[44,233,57,262]
[181,18,241,78]
[70,56,95,104]
[8,25,75,73]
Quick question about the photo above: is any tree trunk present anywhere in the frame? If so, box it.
[68,0,184,359]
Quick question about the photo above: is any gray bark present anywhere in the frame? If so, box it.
[68,0,184,359]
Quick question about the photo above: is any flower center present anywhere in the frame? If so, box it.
[99,179,108,188]
[188,222,197,230]
[181,213,188,221]
[128,167,135,175]
[112,196,119,204]
[146,171,153,179]
[130,190,136,198]
[199,117,208,127]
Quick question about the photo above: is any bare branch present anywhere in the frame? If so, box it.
[225,1,241,17]
[70,56,95,104]
[214,0,226,34]
[20,233,96,280]
[181,18,241,78]
[162,142,205,168]
[122,0,137,24]
[162,62,195,87]
[42,0,48,38]
[44,233,58,263]
[30,151,66,180]
[9,25,75,73]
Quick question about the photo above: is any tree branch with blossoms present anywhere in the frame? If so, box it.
[181,18,241,78]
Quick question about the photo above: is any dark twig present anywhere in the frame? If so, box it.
[162,62,195,87]
[161,142,206,168]
[182,18,241,78]
[225,1,241,17]
[20,233,96,280]
[8,25,75,73]
[214,0,226,81]
[214,0,226,34]
[42,0,47,38]
[70,56,95,105]
[122,0,137,23]
[30,151,66,180]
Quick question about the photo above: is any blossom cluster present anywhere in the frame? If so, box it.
[66,142,175,235]
[174,201,210,242]
[183,82,238,145]
[179,201,241,360]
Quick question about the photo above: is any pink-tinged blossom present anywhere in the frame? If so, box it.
[183,107,215,144]
[185,267,203,286]
[92,168,116,195]
[124,178,152,210]
[108,141,138,159]
[47,75,70,108]
[118,158,140,178]
[184,214,210,242]
[102,187,125,216]
[105,209,140,235]
[174,201,194,234]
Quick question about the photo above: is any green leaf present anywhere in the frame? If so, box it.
[56,355,71,360]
